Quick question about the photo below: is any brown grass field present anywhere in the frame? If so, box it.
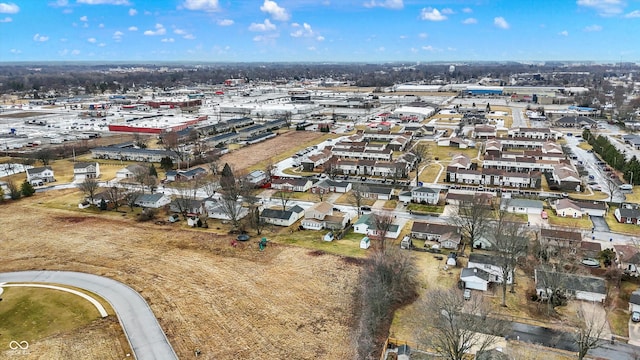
[0,191,360,359]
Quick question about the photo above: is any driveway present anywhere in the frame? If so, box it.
[629,318,640,346]
[0,271,178,360]
[527,213,548,228]
[591,215,609,232]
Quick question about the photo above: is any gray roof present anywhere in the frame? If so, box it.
[631,289,640,306]
[619,208,640,219]
[136,193,165,203]
[535,269,606,295]
[469,253,504,268]
[412,186,440,194]
[261,205,304,220]
[461,267,491,282]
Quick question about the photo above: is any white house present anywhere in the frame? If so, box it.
[360,236,371,249]
[500,196,544,215]
[116,164,147,179]
[73,162,101,180]
[409,187,441,205]
[460,268,491,291]
[134,193,172,208]
[260,205,305,226]
[468,253,512,284]
[353,214,401,239]
[26,166,55,186]
[204,198,249,221]
[300,202,350,230]
[629,289,640,313]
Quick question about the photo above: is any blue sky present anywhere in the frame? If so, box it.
[0,0,639,63]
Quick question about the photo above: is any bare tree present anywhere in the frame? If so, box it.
[451,194,493,252]
[414,288,507,360]
[171,181,198,219]
[133,133,149,148]
[201,175,220,199]
[491,202,530,306]
[35,148,53,166]
[411,142,432,187]
[78,177,100,204]
[315,188,327,202]
[276,189,293,211]
[350,183,369,215]
[7,181,21,200]
[372,212,395,253]
[106,185,126,211]
[132,165,151,194]
[124,191,141,212]
[573,302,607,360]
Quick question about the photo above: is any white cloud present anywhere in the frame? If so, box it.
[316,35,324,41]
[377,46,385,52]
[441,8,454,15]
[128,8,137,16]
[624,10,640,18]
[217,19,233,26]
[59,49,68,56]
[422,45,435,51]
[98,42,106,47]
[0,16,11,22]
[363,0,403,9]
[584,24,603,31]
[418,32,428,38]
[252,33,279,42]
[290,22,318,38]
[248,19,276,32]
[99,23,104,28]
[80,15,88,21]
[113,30,124,39]
[559,30,569,36]
[493,16,509,29]
[183,34,195,39]
[462,7,472,13]
[174,28,187,35]
[71,49,80,55]
[307,46,316,51]
[260,0,289,21]
[144,23,166,35]
[83,22,89,28]
[161,38,175,42]
[33,33,49,42]
[128,26,137,31]
[0,2,19,13]
[462,17,477,24]
[9,48,21,53]
[77,0,130,5]
[577,0,624,16]
[399,35,407,39]
[182,0,219,11]
[87,37,97,43]
[420,8,447,21]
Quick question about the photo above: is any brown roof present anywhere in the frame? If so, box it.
[411,221,458,235]
[580,241,602,252]
[540,228,582,242]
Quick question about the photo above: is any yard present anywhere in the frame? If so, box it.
[0,190,361,359]
[624,187,640,203]
[547,212,593,229]
[606,206,640,235]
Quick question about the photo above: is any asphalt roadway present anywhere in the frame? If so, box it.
[0,271,178,360]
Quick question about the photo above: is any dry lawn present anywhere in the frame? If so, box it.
[0,190,361,360]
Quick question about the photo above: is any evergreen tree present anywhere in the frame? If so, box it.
[21,180,35,197]
[99,198,108,210]
[220,163,235,190]
[149,164,158,177]
[160,156,174,172]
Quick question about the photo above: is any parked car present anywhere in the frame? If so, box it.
[633,311,640,323]
[541,210,548,220]
[463,289,471,301]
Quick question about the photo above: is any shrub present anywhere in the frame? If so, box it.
[137,208,158,222]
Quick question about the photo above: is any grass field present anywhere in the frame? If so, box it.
[547,212,593,229]
[0,287,106,346]
[606,207,640,235]
[569,191,610,201]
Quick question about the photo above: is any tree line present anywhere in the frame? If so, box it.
[584,129,640,185]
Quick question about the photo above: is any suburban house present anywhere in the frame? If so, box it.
[460,267,492,291]
[26,166,55,186]
[271,178,313,192]
[165,167,207,182]
[134,193,172,208]
[246,170,268,187]
[552,198,583,218]
[629,289,640,313]
[534,269,607,302]
[116,164,148,179]
[539,228,582,251]
[406,187,441,205]
[73,162,100,180]
[410,222,459,241]
[204,198,249,221]
[362,186,394,201]
[614,207,640,225]
[301,202,351,231]
[260,205,305,227]
[499,197,544,215]
[310,179,352,194]
[573,200,607,217]
[169,198,205,215]
[468,253,512,284]
[445,192,494,207]
[353,214,401,239]
[614,245,640,274]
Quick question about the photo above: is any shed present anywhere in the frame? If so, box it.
[324,232,334,242]
[446,252,457,266]
[360,236,371,249]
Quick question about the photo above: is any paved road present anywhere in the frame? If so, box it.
[0,271,178,360]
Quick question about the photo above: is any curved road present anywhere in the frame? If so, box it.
[0,271,178,360]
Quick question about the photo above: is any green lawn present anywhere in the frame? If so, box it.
[407,203,444,214]
[0,287,104,346]
[577,142,593,151]
[429,146,478,162]
[569,191,610,201]
[624,188,640,203]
